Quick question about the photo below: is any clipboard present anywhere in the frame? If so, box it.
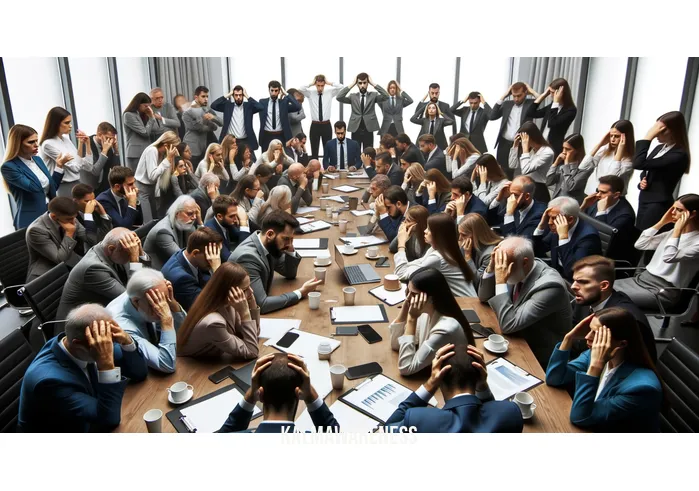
[293,238,329,249]
[368,284,407,306]
[332,185,362,193]
[484,357,543,401]
[329,304,389,324]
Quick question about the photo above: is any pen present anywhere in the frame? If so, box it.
[180,415,197,433]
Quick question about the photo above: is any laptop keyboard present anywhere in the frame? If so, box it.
[346,265,368,283]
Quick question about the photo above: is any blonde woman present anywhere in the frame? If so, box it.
[256,185,292,224]
[410,102,455,150]
[458,213,503,288]
[251,139,294,176]
[195,143,230,183]
[447,137,481,179]
[401,162,426,204]
[135,130,181,222]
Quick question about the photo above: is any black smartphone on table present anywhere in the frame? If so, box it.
[335,326,359,336]
[346,362,383,380]
[277,331,299,348]
[358,324,382,344]
[208,366,232,384]
[375,257,390,267]
[470,323,495,339]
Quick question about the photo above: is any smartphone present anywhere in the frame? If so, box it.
[358,324,382,344]
[462,309,481,324]
[208,366,232,384]
[335,326,359,336]
[470,323,495,339]
[346,362,383,380]
[375,257,390,267]
[277,331,299,348]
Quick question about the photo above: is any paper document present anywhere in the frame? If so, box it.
[296,217,314,225]
[322,173,339,180]
[180,387,261,433]
[339,236,387,248]
[369,285,407,306]
[304,357,333,400]
[264,329,341,358]
[331,305,386,323]
[350,209,374,217]
[486,358,542,401]
[300,221,331,233]
[295,401,380,433]
[294,239,320,248]
[346,170,369,179]
[297,249,331,258]
[333,185,361,193]
[296,206,320,215]
[259,318,300,340]
[320,195,346,203]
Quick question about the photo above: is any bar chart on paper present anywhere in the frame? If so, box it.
[486,358,542,401]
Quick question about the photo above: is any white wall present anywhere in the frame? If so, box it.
[580,57,628,150]
[116,57,151,109]
[68,57,115,133]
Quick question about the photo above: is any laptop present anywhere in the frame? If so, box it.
[334,244,381,285]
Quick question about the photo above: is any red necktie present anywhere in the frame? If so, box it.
[512,282,523,303]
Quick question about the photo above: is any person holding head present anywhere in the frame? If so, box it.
[56,228,151,320]
[336,72,389,151]
[375,185,411,242]
[106,268,185,373]
[494,175,547,239]
[189,172,220,219]
[378,134,398,164]
[194,143,230,184]
[72,183,112,245]
[257,81,302,152]
[256,186,293,225]
[159,142,199,216]
[411,101,455,151]
[525,78,577,156]
[303,159,322,192]
[134,130,181,223]
[581,175,638,261]
[615,195,699,310]
[26,197,87,281]
[395,133,425,165]
[96,166,142,229]
[205,195,251,261]
[580,120,635,195]
[286,89,306,138]
[509,121,555,202]
[227,210,322,314]
[212,85,264,152]
[323,121,361,171]
[401,162,426,204]
[469,153,509,210]
[362,173,391,209]
[417,134,448,178]
[285,133,310,166]
[451,92,492,153]
[364,150,404,186]
[276,163,313,214]
[40,107,94,197]
[379,80,413,137]
[162,226,224,311]
[446,137,481,179]
[299,74,346,159]
[479,236,572,368]
[388,204,428,260]
[219,352,339,433]
[546,308,663,432]
[149,87,181,139]
[173,94,188,140]
[177,262,260,359]
[414,168,452,214]
[254,139,295,189]
[17,304,148,432]
[458,213,503,288]
[87,122,120,193]
[143,195,202,269]
[122,92,156,172]
[220,135,243,193]
[385,343,523,432]
[445,175,488,221]
[232,175,265,225]
[533,196,602,282]
[234,141,256,179]
[546,133,592,203]
[254,163,274,201]
[183,86,223,164]
[413,83,456,133]
[1,124,67,228]
[634,111,691,230]
[389,267,476,376]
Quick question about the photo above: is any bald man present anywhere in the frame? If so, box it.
[277,162,314,214]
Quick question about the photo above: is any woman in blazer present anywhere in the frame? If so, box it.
[389,204,429,261]
[458,213,502,289]
[134,131,181,223]
[470,154,509,209]
[525,78,577,156]
[509,121,555,203]
[410,102,454,150]
[401,162,426,205]
[158,143,199,217]
[414,168,452,214]
[123,92,157,172]
[633,111,691,230]
[580,120,635,195]
[232,175,265,226]
[447,137,481,179]
[546,133,592,204]
[379,80,413,136]
[546,307,663,432]
[177,262,261,359]
[389,267,476,376]
[1,124,69,228]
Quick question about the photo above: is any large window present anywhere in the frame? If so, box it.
[341,57,398,132]
[68,57,115,134]
[116,57,151,109]
[680,79,699,196]
[0,125,12,236]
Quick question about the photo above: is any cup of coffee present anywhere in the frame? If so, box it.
[339,220,348,233]
[514,392,537,418]
[367,246,379,258]
[348,197,359,210]
[167,381,193,404]
[316,252,331,266]
[322,182,329,194]
[318,341,332,361]
[343,286,356,306]
[384,274,401,291]
[330,364,346,390]
[325,206,332,218]
[308,291,321,310]
[144,409,163,433]
[314,267,327,283]
[332,210,339,223]
[342,244,356,255]
[488,334,509,351]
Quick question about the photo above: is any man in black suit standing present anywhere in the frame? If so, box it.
[395,133,425,165]
[211,86,264,154]
[336,73,389,152]
[258,81,302,153]
[413,83,455,136]
[451,92,492,153]
[417,134,448,178]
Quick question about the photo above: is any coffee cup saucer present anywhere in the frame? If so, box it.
[521,404,537,420]
[314,259,332,267]
[483,340,509,354]
[365,253,379,260]
[168,389,194,405]
[342,249,358,256]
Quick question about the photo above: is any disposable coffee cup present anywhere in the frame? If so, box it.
[367,246,379,258]
[314,267,327,284]
[348,197,359,210]
[514,392,537,417]
[322,182,329,193]
[343,287,356,306]
[339,220,348,233]
[488,334,508,350]
[168,381,193,403]
[325,206,332,218]
[308,292,321,310]
[330,365,346,390]
[332,211,339,223]
[144,409,163,433]
[383,274,401,291]
[318,341,332,361]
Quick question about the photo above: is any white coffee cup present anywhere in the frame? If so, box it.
[314,267,327,283]
[144,408,163,433]
[367,246,379,258]
[343,286,356,306]
[168,381,193,403]
[488,334,509,350]
[322,182,329,193]
[308,291,321,310]
[332,211,339,223]
[339,219,348,233]
[514,392,537,417]
[316,254,331,266]
[330,364,346,390]
[325,206,332,218]
[318,341,332,360]
[343,244,356,254]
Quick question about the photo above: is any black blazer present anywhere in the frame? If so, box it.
[525,102,577,155]
[489,99,534,144]
[633,140,689,204]
[584,197,639,261]
[211,97,265,150]
[499,201,547,240]
[398,143,425,165]
[424,148,449,178]
[534,219,602,282]
[96,189,143,229]
[451,102,492,153]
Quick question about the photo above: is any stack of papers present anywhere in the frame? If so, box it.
[295,401,380,433]
[333,185,361,193]
[322,173,339,180]
[346,170,369,179]
[350,209,374,217]
[259,318,301,340]
[339,236,387,248]
[486,358,542,401]
[180,387,261,433]
[300,220,331,233]
[320,195,347,203]
[369,285,407,306]
[297,249,331,258]
[296,206,320,215]
[296,217,314,225]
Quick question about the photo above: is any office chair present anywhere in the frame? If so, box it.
[657,338,699,432]
[0,328,36,432]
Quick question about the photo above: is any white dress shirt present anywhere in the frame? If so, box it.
[134,146,171,185]
[595,361,623,401]
[298,83,345,122]
[497,101,524,141]
[264,98,282,132]
[20,156,61,203]
[228,102,247,138]
[635,228,699,288]
[58,336,136,384]
[580,145,634,195]
[335,139,348,169]
[40,135,93,182]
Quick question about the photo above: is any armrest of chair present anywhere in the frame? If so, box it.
[1,283,29,309]
[653,287,699,316]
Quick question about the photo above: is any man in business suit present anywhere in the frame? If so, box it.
[162,227,224,311]
[417,134,449,178]
[96,166,143,230]
[299,74,346,160]
[322,121,361,171]
[205,195,251,261]
[375,186,410,242]
[336,73,389,151]
[533,196,602,283]
[488,82,536,179]
[57,228,151,320]
[258,81,303,153]
[363,151,404,186]
[143,195,202,269]
[447,176,488,221]
[149,88,181,139]
[287,89,306,137]
[479,236,572,369]
[379,80,413,137]
[212,85,264,154]
[276,163,314,214]
[87,122,120,194]
[72,183,112,245]
[183,86,223,164]
[385,344,523,433]
[581,174,639,261]
[285,133,310,165]
[395,133,425,164]
[219,352,339,433]
[451,92,492,153]
[17,303,148,432]
[189,172,220,219]
[227,211,322,314]
[413,83,456,134]
[26,197,87,282]
[493,175,547,239]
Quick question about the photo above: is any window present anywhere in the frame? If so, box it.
[116,58,151,109]
[0,125,13,235]
[680,78,699,196]
[68,57,115,134]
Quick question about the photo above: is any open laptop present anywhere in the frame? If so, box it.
[334,244,381,285]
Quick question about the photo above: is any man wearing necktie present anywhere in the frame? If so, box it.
[337,72,390,152]
[298,74,345,160]
[451,91,492,153]
[258,81,302,154]
[323,121,361,172]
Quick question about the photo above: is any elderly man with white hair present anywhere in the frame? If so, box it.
[189,172,220,218]
[478,236,572,369]
[276,162,314,214]
[149,87,181,139]
[144,195,202,269]
[107,268,185,373]
[18,303,148,432]
[532,195,602,282]
[57,228,151,319]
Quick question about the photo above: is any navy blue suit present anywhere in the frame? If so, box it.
[96,189,143,229]
[161,249,210,311]
[322,138,361,170]
[534,219,602,282]
[204,217,251,261]
[1,156,63,229]
[218,401,340,433]
[258,95,302,144]
[464,194,488,220]
[584,197,639,261]
[211,96,265,150]
[385,391,523,433]
[379,212,405,242]
[17,334,148,432]
[499,201,547,239]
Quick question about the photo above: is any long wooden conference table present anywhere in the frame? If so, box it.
[118,174,581,433]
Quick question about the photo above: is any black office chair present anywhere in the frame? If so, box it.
[641,272,699,331]
[578,213,618,257]
[657,338,699,432]
[135,219,159,242]
[20,263,70,341]
[0,228,30,311]
[0,328,36,432]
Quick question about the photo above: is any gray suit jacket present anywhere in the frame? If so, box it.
[277,171,313,214]
[26,213,87,281]
[228,231,302,314]
[152,102,181,139]
[289,108,306,138]
[336,86,389,133]
[478,258,572,368]
[183,106,223,156]
[143,217,195,270]
[379,92,414,135]
[546,162,593,204]
[123,112,157,159]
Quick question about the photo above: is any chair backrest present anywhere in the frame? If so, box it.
[0,329,36,432]
[657,338,699,432]
[0,228,29,290]
[21,262,71,325]
[579,213,617,257]
[135,219,159,242]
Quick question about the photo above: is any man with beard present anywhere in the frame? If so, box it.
[107,268,185,373]
[183,86,223,164]
[413,83,455,136]
[323,121,361,171]
[212,85,264,154]
[150,87,181,139]
[336,73,389,151]
[494,175,547,239]
[276,163,314,214]
[258,80,302,152]
[228,210,322,314]
[143,195,202,269]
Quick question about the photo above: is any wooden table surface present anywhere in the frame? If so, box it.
[118,174,580,433]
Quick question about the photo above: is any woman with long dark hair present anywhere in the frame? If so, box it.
[546,133,592,203]
[458,213,503,287]
[394,212,476,297]
[415,168,452,213]
[158,142,199,217]
[580,120,635,195]
[389,204,429,260]
[254,163,274,200]
[634,111,691,230]
[177,262,260,359]
[525,77,577,155]
[389,267,476,376]
[508,121,554,202]
[546,307,663,432]
[470,153,508,208]
[123,92,156,172]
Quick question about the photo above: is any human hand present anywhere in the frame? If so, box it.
[56,153,74,167]
[108,321,133,346]
[59,218,77,238]
[397,222,410,247]
[125,186,138,207]
[600,131,611,146]
[206,183,218,199]
[375,194,387,215]
[167,145,179,163]
[426,180,437,199]
[493,247,513,285]
[553,153,565,167]
[462,236,473,261]
[467,345,489,390]
[478,165,488,183]
[496,182,511,202]
[236,205,248,227]
[228,286,249,314]
[674,210,691,234]
[85,320,115,371]
[407,291,427,319]
[424,343,456,394]
[588,326,622,376]
[298,173,309,189]
[445,200,457,217]
[554,214,569,238]
[206,242,222,271]
[300,278,323,297]
[256,189,265,200]
[597,195,609,212]
[101,137,114,154]
[538,207,552,230]
[639,177,648,190]
[455,194,467,216]
[581,193,600,211]
[84,199,97,215]
[646,121,666,140]
[146,288,172,321]
[287,354,317,403]
[245,353,275,404]
[273,149,282,161]
[520,133,530,152]
[119,231,142,262]
[506,193,519,216]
